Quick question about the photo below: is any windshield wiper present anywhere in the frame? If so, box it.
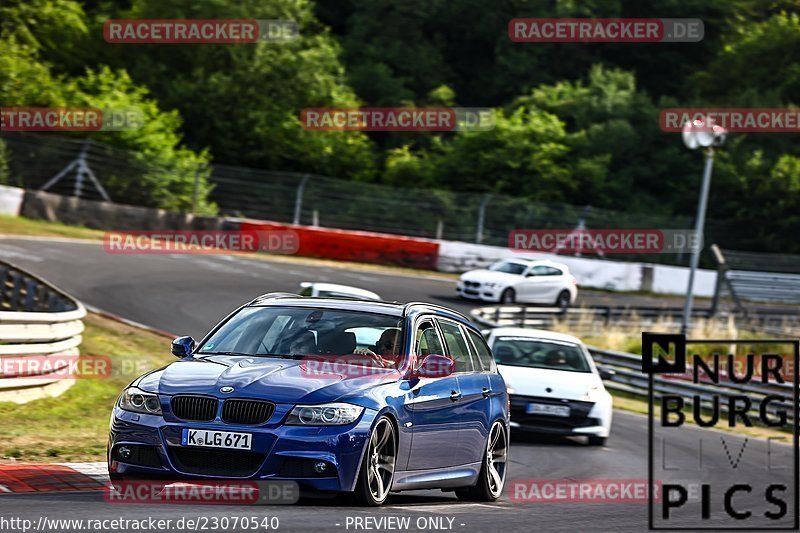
[197,351,253,356]
[198,351,305,359]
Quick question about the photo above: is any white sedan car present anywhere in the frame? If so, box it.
[298,282,381,300]
[456,259,577,306]
[485,327,613,445]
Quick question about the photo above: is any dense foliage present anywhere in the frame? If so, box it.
[1,0,798,250]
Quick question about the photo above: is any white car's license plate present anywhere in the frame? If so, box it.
[181,428,252,450]
[526,403,570,417]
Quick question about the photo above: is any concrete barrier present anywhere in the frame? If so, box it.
[238,219,440,270]
[437,240,716,297]
[0,260,86,403]
[21,190,230,231]
[0,185,24,216]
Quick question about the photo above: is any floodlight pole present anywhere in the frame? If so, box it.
[681,146,715,335]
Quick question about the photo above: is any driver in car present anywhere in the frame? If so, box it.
[289,330,318,356]
[354,328,402,368]
[544,350,569,368]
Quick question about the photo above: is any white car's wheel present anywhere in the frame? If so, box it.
[500,288,515,304]
[556,290,571,308]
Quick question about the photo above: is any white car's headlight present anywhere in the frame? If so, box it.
[286,403,364,426]
[119,386,162,415]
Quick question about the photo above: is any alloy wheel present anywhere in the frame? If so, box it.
[486,421,508,497]
[501,289,515,304]
[366,418,396,502]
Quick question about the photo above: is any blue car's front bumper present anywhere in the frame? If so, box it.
[108,405,379,493]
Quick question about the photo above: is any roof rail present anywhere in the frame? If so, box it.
[249,292,301,304]
[403,302,471,322]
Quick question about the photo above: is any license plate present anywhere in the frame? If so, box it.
[526,403,570,417]
[181,429,252,450]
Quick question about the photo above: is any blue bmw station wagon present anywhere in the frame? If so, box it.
[108,294,509,505]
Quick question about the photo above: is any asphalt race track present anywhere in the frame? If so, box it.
[0,237,695,339]
[0,237,791,532]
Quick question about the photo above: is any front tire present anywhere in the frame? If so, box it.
[500,288,515,304]
[456,420,507,502]
[556,290,571,308]
[588,436,607,446]
[353,416,396,506]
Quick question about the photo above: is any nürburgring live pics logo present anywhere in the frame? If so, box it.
[643,332,799,530]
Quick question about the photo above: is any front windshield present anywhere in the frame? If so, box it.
[488,261,527,275]
[197,306,405,368]
[493,337,591,373]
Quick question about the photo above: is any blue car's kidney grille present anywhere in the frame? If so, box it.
[171,395,217,421]
[222,399,275,425]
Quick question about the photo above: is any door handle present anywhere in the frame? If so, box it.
[481,387,491,398]
[449,390,462,402]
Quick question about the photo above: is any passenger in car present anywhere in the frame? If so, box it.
[354,328,402,368]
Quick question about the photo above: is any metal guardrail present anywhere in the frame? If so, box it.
[589,347,794,421]
[472,306,798,421]
[470,304,799,336]
[0,261,85,400]
[712,245,800,314]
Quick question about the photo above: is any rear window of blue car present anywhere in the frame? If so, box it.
[197,306,405,361]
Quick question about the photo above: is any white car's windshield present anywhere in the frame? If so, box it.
[488,261,527,275]
[493,337,591,373]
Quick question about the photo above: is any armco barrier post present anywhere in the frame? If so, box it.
[293,174,310,225]
[476,194,491,244]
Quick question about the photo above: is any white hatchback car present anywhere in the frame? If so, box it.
[485,327,613,445]
[457,259,577,306]
[298,282,381,300]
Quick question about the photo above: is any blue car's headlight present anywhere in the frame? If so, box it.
[118,386,162,415]
[286,403,364,426]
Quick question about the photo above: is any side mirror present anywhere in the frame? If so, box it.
[598,367,616,381]
[171,336,196,357]
[413,354,455,379]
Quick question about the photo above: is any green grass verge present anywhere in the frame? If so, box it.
[0,313,173,463]
[0,214,104,240]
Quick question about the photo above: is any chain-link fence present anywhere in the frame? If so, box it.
[0,133,209,213]
[2,133,745,265]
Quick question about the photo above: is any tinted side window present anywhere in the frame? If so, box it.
[437,319,475,373]
[467,329,494,372]
[415,320,445,360]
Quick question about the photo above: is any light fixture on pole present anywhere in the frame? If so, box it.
[680,118,726,335]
